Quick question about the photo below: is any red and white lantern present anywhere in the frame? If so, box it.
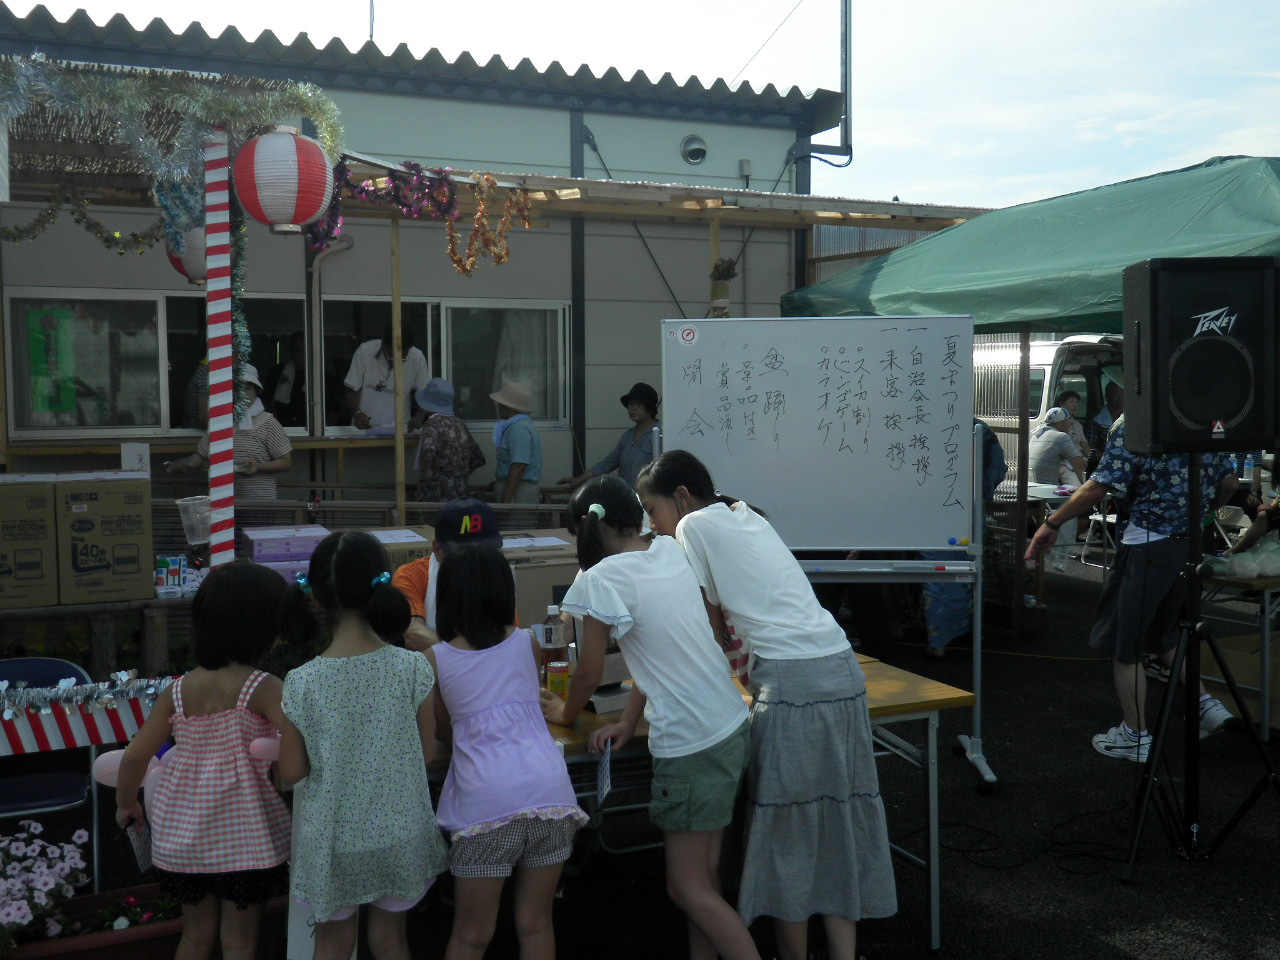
[165,226,207,283]
[232,125,333,234]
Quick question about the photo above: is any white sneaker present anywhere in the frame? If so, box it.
[1092,724,1151,762]
[1199,698,1234,739]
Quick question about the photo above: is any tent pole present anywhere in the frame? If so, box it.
[391,216,406,525]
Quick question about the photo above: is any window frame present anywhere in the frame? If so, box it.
[4,287,174,440]
[319,295,571,437]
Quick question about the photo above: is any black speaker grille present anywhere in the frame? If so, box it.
[1166,334,1253,430]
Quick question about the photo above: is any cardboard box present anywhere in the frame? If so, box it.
[502,528,577,562]
[367,527,433,570]
[260,558,312,584]
[56,471,154,604]
[242,525,330,562]
[502,529,577,628]
[1201,632,1280,730]
[0,474,59,610]
[510,557,580,637]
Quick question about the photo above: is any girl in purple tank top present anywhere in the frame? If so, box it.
[426,544,587,960]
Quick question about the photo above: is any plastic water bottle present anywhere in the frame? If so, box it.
[540,605,568,685]
[1244,453,1255,478]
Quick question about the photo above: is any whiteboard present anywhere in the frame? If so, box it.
[660,316,975,550]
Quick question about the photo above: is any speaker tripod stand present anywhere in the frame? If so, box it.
[1122,459,1280,878]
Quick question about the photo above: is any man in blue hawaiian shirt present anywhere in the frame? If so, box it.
[1025,417,1237,762]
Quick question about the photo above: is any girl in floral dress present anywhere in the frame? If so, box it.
[277,530,448,960]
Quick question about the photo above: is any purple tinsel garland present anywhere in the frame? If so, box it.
[305,161,459,251]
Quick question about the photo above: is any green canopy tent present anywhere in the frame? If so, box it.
[782,155,1280,637]
[782,155,1280,333]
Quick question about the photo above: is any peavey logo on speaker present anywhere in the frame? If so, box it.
[1191,306,1238,336]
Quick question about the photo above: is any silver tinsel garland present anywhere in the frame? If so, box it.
[0,55,344,181]
[1,671,174,721]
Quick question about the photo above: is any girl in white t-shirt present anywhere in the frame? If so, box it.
[539,474,759,960]
[636,450,897,960]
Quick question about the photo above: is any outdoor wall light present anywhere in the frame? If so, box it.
[681,135,707,165]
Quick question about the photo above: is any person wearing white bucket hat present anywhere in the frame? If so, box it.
[166,364,293,500]
[489,381,542,503]
[413,378,486,502]
[1028,406,1086,570]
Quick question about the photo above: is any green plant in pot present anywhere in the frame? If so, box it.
[709,257,737,300]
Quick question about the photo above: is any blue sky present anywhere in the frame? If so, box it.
[23,0,1280,209]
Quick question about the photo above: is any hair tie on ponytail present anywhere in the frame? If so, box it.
[371,571,391,587]
[295,573,311,594]
[588,503,606,519]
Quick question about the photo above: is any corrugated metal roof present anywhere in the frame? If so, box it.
[0,6,842,133]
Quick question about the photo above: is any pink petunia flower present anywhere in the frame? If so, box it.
[10,899,33,925]
[139,911,155,923]
[31,873,56,892]
[123,895,140,907]
[71,830,89,845]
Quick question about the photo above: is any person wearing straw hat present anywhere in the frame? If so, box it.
[489,381,542,503]
[413,378,486,503]
[558,381,661,490]
[166,364,292,500]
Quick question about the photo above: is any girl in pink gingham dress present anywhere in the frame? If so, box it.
[116,562,292,960]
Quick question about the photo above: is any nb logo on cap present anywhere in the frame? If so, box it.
[459,513,484,535]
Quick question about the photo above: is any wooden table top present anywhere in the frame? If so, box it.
[1204,574,1280,591]
[534,655,975,760]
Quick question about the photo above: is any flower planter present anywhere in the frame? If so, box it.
[9,883,287,960]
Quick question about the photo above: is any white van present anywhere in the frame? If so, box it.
[974,334,1124,435]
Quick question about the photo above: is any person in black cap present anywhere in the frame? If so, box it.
[558,381,660,490]
[392,498,501,651]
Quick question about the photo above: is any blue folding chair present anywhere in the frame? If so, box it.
[0,657,100,890]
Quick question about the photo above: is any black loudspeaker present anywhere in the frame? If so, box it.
[1123,256,1278,454]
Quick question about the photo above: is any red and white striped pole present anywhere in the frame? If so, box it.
[204,129,235,567]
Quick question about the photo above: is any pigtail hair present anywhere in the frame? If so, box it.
[569,475,645,569]
[574,508,607,570]
[277,580,321,647]
[366,579,411,642]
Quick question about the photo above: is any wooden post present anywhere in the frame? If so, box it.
[89,614,117,680]
[391,217,406,525]
[204,128,236,567]
[141,606,169,677]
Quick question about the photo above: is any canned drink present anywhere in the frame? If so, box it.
[546,661,570,698]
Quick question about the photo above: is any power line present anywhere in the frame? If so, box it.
[729,0,808,87]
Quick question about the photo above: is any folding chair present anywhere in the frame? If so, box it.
[1214,505,1248,549]
[1079,494,1119,569]
[0,657,100,890]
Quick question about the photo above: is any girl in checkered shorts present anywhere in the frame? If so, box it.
[115,561,292,960]
[426,543,588,960]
